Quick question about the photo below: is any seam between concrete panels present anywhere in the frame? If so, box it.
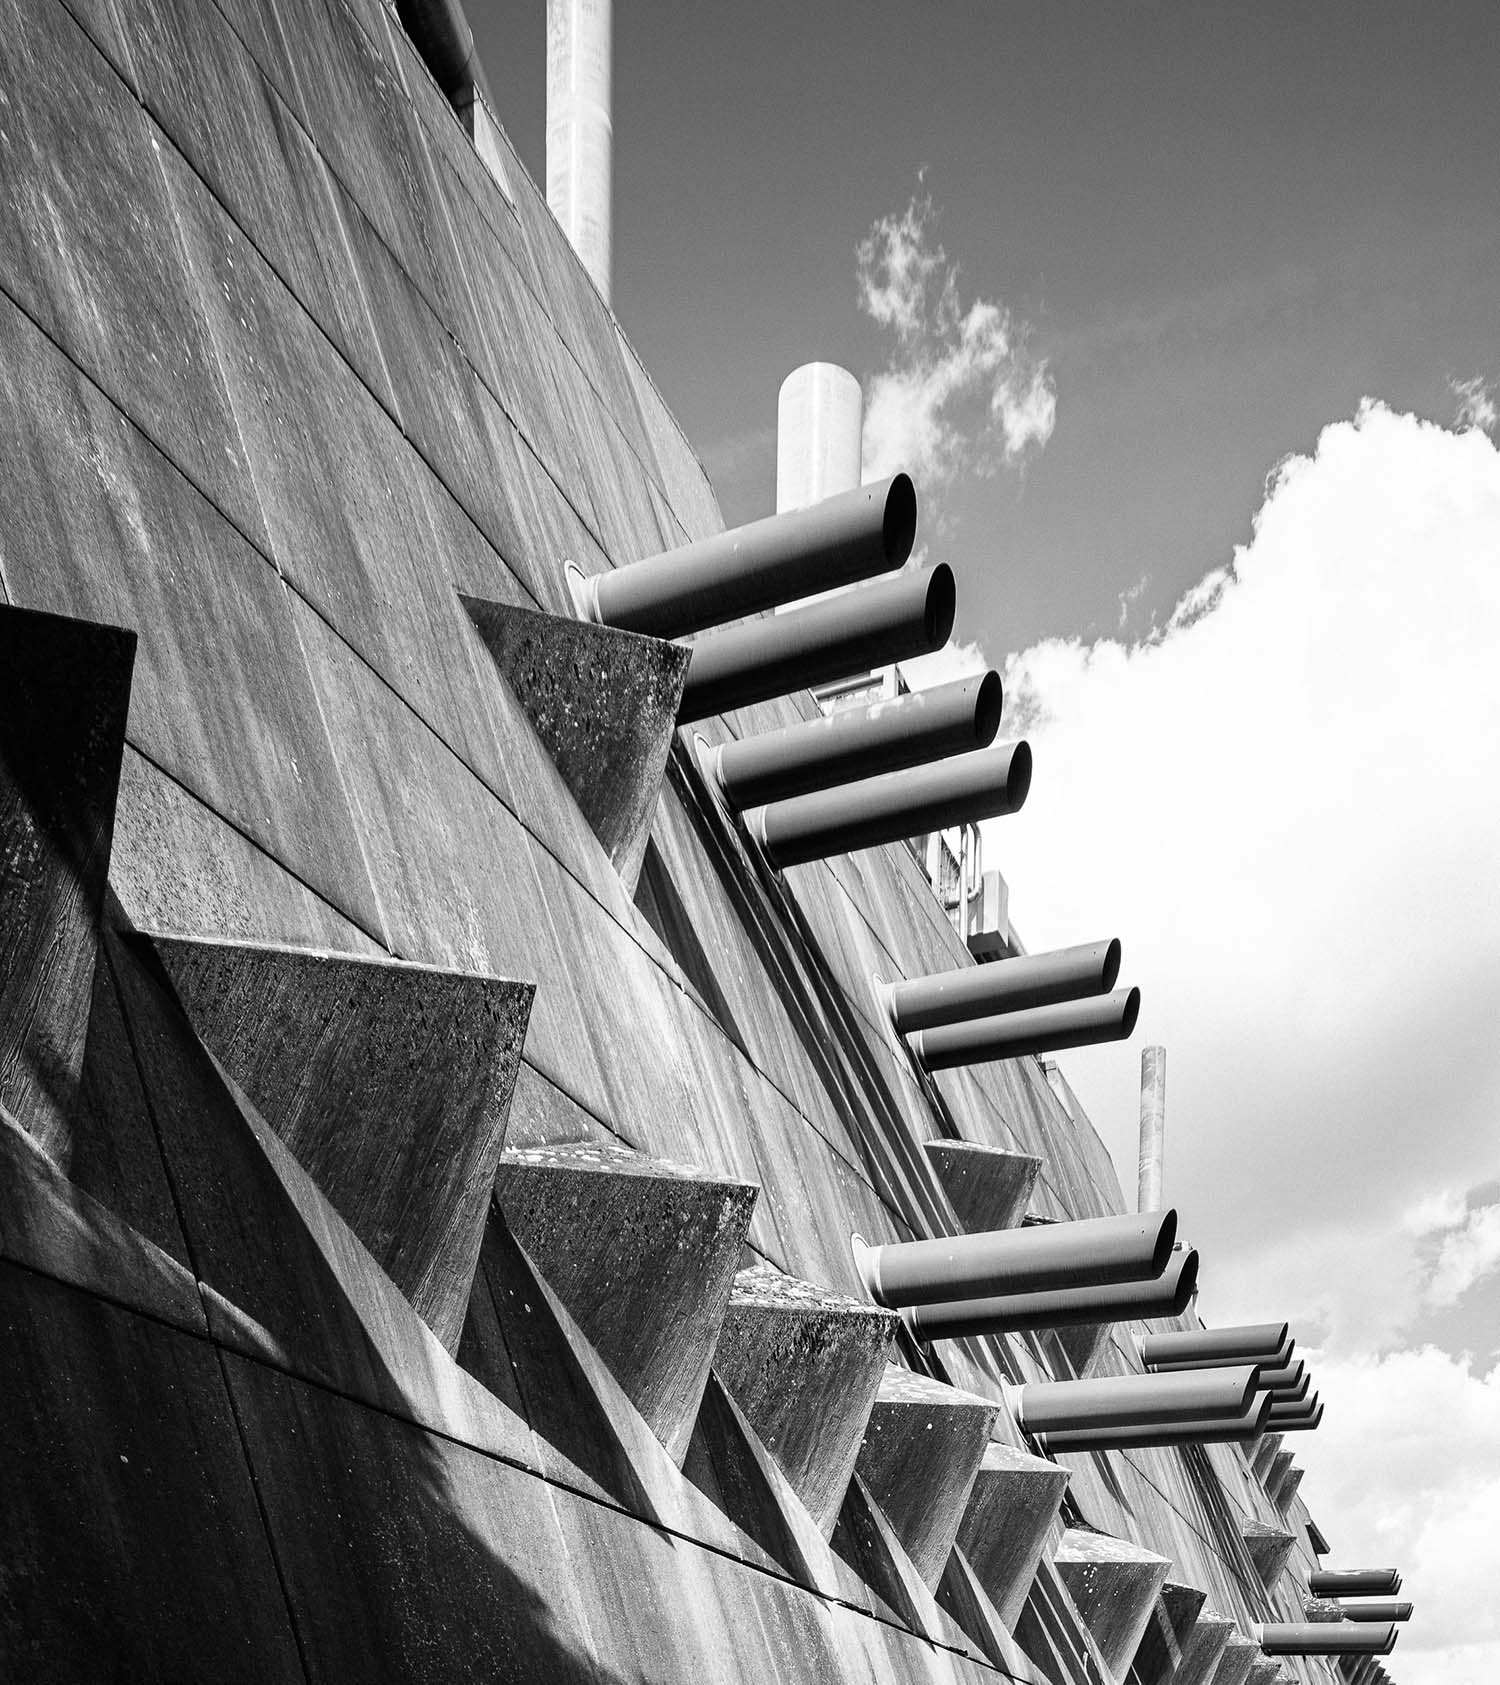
[0,1251,1006,1674]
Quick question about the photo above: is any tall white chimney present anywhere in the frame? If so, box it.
[1137,1044,1166,1212]
[776,362,863,513]
[546,0,612,303]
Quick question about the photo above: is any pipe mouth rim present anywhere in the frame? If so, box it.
[924,564,957,646]
[1120,986,1142,1040]
[1172,1249,1200,1310]
[1007,739,1034,810]
[973,670,1004,747]
[1101,937,1123,992]
[883,473,919,568]
[1151,1208,1179,1275]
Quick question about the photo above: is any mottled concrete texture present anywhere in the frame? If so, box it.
[149,936,534,1350]
[494,1142,758,1465]
[855,1365,999,1587]
[712,1263,898,1535]
[1171,1612,1237,1685]
[1245,1659,1281,1685]
[1273,1464,1305,1512]
[1130,1580,1207,1685]
[0,603,133,1152]
[1054,1525,1172,1677]
[923,1138,1042,1233]
[1211,1633,1262,1685]
[1242,1520,1296,1587]
[1015,1554,1115,1685]
[463,595,689,890]
[1267,1449,1295,1499]
[955,1441,1070,1628]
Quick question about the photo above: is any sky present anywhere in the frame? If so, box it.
[471,5,1500,1679]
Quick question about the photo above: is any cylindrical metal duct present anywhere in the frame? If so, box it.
[1011,1364,1259,1433]
[546,0,613,301]
[1138,1044,1166,1212]
[1032,1391,1271,1451]
[1268,1392,1319,1423]
[1308,1570,1402,1598]
[911,988,1140,1071]
[580,475,916,639]
[396,0,482,101]
[712,672,1001,809]
[854,1209,1176,1310]
[1252,1624,1397,1657]
[777,363,863,515]
[677,564,954,722]
[1329,1602,1412,1623]
[747,740,1031,870]
[1271,1399,1324,1432]
[1256,1358,1305,1391]
[886,939,1121,1035]
[1140,1323,1292,1370]
[1270,1373,1310,1405]
[903,1248,1199,1340]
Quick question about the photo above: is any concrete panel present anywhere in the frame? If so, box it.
[0,603,131,1148]
[936,1547,1048,1680]
[149,935,533,1349]
[713,1263,899,1536]
[0,1265,303,1680]
[1242,1521,1297,1588]
[1015,1552,1116,1685]
[955,1442,1071,1628]
[494,1141,758,1464]
[1214,1635,1263,1685]
[464,596,689,888]
[0,289,384,940]
[1131,1581,1209,1685]
[1055,1526,1173,1678]
[0,0,267,543]
[855,1365,1000,1588]
[924,1139,1043,1234]
[1172,1614,1237,1685]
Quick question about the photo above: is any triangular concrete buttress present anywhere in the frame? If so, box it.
[1054,1524,1173,1678]
[922,1138,1043,1233]
[954,1440,1070,1628]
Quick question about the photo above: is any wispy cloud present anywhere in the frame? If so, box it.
[1452,375,1497,433]
[856,189,1055,494]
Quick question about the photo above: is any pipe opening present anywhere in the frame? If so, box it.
[1150,1208,1179,1277]
[1007,740,1034,809]
[924,565,957,645]
[973,670,1004,746]
[1120,986,1142,1039]
[1101,937,1123,993]
[1172,1250,1200,1311]
[882,473,918,568]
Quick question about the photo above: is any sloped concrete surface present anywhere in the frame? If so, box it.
[956,1441,1071,1628]
[1054,1525,1173,1677]
[924,1138,1042,1233]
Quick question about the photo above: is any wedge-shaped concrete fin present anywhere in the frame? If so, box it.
[1273,1464,1305,1512]
[937,1547,1052,1680]
[1014,1552,1115,1685]
[923,1138,1042,1233]
[1252,1432,1285,1479]
[1245,1658,1280,1685]
[1211,1634,1262,1685]
[1241,1520,1297,1588]
[494,1141,758,1466]
[1172,1611,1237,1685]
[463,595,689,890]
[1054,1525,1172,1677]
[0,603,134,1150]
[853,1364,999,1587]
[1131,1580,1209,1685]
[712,1263,899,1536]
[1054,1320,1109,1379]
[148,935,533,1351]
[954,1441,1070,1627]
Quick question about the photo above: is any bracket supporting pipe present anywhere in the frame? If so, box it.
[853,1209,1176,1310]
[885,938,1121,1035]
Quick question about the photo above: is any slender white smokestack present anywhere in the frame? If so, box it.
[1137,1045,1166,1212]
[546,0,612,303]
[776,363,864,514]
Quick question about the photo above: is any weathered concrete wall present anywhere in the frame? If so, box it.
[0,0,1354,1681]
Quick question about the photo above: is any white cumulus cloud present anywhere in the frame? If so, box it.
[856,191,1055,493]
[1451,374,1497,433]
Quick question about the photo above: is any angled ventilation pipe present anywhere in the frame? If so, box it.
[853,1209,1177,1309]
[1327,1601,1412,1624]
[1141,1323,1292,1371]
[884,938,1121,1035]
[395,0,485,103]
[677,563,953,721]
[1008,1364,1260,1434]
[745,739,1030,869]
[900,1247,1199,1341]
[911,987,1140,1070]
[1267,1392,1320,1425]
[709,671,1001,808]
[1309,1569,1402,1598]
[1251,1623,1397,1657]
[574,474,915,639]
[1032,1391,1272,1452]
[1255,1357,1305,1392]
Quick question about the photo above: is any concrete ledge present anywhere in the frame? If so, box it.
[494,1141,758,1465]
[464,595,689,890]
[1131,1579,1209,1685]
[1241,1520,1296,1587]
[1171,1611,1237,1685]
[854,1364,999,1587]
[1053,1524,1172,1677]
[1272,1464,1304,1513]
[150,936,534,1351]
[1211,1634,1262,1685]
[1266,1448,1295,1499]
[922,1138,1041,1233]
[0,603,133,1150]
[712,1263,898,1535]
[954,1441,1070,1627]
